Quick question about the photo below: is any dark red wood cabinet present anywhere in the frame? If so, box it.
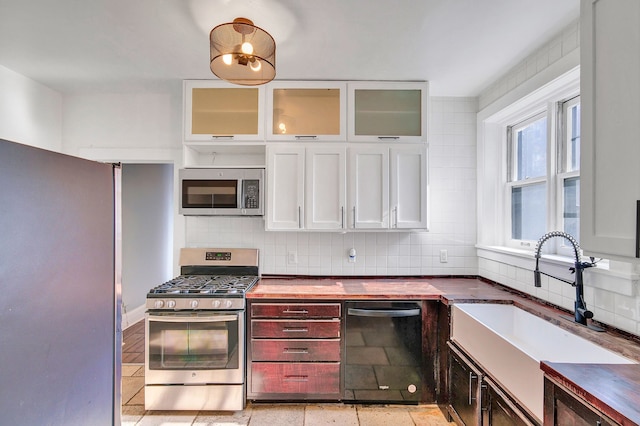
[248,301,342,400]
[543,378,618,426]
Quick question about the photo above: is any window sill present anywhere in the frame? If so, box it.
[476,244,638,297]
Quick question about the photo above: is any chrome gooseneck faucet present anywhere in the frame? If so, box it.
[534,231,599,328]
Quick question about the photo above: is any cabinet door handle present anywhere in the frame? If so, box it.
[294,135,317,140]
[282,327,309,333]
[377,136,400,140]
[283,348,309,354]
[298,206,302,229]
[341,206,345,229]
[393,206,398,228]
[469,372,477,405]
[352,206,356,228]
[283,375,308,382]
[636,200,640,258]
[211,135,234,140]
[282,309,308,315]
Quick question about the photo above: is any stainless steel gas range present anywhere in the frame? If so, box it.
[144,248,259,411]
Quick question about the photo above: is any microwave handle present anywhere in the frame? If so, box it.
[147,314,238,323]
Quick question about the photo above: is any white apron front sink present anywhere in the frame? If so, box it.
[451,303,635,423]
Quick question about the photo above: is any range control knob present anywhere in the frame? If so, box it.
[225,299,234,308]
[166,300,176,309]
[154,300,165,309]
[212,300,222,308]
[190,300,199,309]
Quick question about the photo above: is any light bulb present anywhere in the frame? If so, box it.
[278,123,286,134]
[222,54,233,65]
[241,42,253,55]
[249,59,261,72]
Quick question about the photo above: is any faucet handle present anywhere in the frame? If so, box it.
[579,261,595,269]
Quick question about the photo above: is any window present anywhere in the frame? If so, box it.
[508,113,548,242]
[505,96,580,252]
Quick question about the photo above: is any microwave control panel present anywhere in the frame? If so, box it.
[242,179,260,209]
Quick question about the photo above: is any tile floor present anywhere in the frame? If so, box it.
[121,321,451,425]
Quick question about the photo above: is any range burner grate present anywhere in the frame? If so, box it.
[149,275,259,295]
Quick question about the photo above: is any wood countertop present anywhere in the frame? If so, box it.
[249,275,640,423]
[541,362,640,425]
[248,276,518,301]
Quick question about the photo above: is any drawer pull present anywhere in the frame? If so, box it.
[283,375,309,382]
[282,328,309,333]
[282,309,308,315]
[283,348,309,354]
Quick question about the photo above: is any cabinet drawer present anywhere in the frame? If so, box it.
[251,303,341,319]
[251,319,341,338]
[252,339,341,362]
[251,362,340,395]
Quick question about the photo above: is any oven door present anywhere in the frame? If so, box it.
[145,310,244,385]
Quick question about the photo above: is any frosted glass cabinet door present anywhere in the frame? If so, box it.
[390,146,428,229]
[266,146,305,230]
[348,81,428,142]
[184,80,265,141]
[348,146,389,229]
[305,146,346,230]
[267,81,347,141]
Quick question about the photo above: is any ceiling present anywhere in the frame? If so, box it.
[0,0,579,96]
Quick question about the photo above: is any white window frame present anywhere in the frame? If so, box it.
[556,95,581,258]
[501,91,579,255]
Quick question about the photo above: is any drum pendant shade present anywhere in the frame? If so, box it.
[210,17,276,86]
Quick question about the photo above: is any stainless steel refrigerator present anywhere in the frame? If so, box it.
[0,139,121,425]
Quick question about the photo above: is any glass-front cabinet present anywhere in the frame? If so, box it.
[184,80,265,141]
[266,81,347,141]
[348,81,428,142]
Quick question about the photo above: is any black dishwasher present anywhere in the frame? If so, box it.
[344,301,423,403]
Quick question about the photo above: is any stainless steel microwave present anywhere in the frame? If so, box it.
[179,168,264,216]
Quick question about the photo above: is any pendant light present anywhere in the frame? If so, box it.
[210,17,276,86]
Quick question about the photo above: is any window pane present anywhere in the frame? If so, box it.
[512,183,546,240]
[563,177,580,241]
[516,117,547,180]
[567,103,580,172]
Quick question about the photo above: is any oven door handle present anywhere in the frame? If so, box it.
[347,308,420,318]
[147,314,238,323]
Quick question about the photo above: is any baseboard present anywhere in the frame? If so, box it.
[122,304,146,330]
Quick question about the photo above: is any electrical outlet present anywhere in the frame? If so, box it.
[440,249,448,263]
[288,251,298,264]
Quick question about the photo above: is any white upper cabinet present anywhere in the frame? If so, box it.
[305,146,347,230]
[266,81,347,141]
[266,145,305,230]
[184,80,265,142]
[390,145,428,229]
[267,144,428,231]
[580,0,640,261]
[347,145,428,230]
[266,144,346,231]
[347,81,429,143]
[348,146,390,229]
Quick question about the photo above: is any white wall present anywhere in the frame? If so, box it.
[61,88,183,156]
[185,97,478,276]
[476,20,640,337]
[0,65,62,151]
[478,19,580,110]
